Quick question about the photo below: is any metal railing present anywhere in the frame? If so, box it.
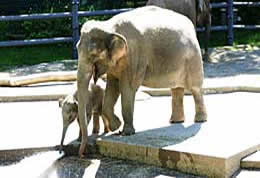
[0,0,259,59]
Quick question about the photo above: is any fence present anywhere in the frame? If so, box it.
[0,0,259,59]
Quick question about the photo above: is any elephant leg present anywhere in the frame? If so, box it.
[191,87,207,122]
[76,117,82,141]
[101,115,111,133]
[92,113,100,134]
[169,87,185,123]
[120,81,137,135]
[102,75,121,131]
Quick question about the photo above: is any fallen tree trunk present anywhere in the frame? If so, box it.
[0,71,77,87]
[0,94,66,102]
[2,86,260,102]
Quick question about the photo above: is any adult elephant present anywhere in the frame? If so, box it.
[77,6,207,157]
[147,0,211,61]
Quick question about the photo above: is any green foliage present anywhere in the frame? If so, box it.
[0,44,72,71]
[233,29,260,46]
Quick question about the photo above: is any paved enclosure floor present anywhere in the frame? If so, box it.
[1,47,260,177]
[0,91,260,177]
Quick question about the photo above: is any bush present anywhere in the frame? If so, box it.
[0,0,259,41]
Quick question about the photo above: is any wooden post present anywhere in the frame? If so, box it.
[227,0,234,45]
[72,0,79,59]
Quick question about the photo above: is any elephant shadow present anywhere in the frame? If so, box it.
[5,124,201,178]
[103,123,202,148]
[35,124,202,178]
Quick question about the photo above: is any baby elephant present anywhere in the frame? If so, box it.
[58,84,110,152]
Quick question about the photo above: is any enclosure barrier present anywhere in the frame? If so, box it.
[0,0,259,59]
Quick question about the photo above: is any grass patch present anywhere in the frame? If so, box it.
[198,29,260,48]
[233,29,260,46]
[0,43,72,71]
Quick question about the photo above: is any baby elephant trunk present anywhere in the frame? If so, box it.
[59,125,69,153]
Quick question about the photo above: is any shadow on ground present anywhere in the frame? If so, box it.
[0,123,203,178]
[103,123,202,148]
[0,151,202,178]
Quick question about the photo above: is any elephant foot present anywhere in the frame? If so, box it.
[194,112,207,123]
[79,141,87,158]
[104,127,110,133]
[109,117,122,132]
[79,149,86,158]
[169,115,185,124]
[121,125,135,136]
[92,129,99,135]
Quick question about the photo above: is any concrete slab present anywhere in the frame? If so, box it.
[235,169,260,178]
[0,101,79,150]
[0,82,76,102]
[1,84,260,177]
[95,92,260,178]
[241,151,260,169]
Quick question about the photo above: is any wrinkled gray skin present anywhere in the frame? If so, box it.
[77,6,207,157]
[147,0,211,61]
[58,84,109,153]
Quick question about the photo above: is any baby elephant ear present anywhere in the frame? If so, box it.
[108,33,128,67]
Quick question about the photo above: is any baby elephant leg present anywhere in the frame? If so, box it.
[92,113,100,134]
[170,88,185,123]
[101,115,111,133]
[191,87,207,122]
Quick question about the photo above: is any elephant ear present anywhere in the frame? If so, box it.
[107,33,128,67]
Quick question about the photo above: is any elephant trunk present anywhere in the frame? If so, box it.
[59,125,69,153]
[77,64,93,157]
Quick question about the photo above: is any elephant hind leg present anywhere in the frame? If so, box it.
[169,87,185,123]
[191,87,207,122]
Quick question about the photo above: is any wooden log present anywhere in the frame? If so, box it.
[0,71,77,87]
[1,86,260,102]
[0,94,66,102]
[142,86,260,96]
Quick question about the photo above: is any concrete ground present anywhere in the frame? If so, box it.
[1,47,260,177]
[0,83,260,177]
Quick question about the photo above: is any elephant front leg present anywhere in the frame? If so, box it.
[101,115,111,133]
[76,117,82,141]
[102,76,121,131]
[170,88,185,123]
[120,82,137,135]
[191,87,207,122]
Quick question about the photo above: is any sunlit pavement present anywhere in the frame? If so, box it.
[1,90,260,177]
[1,48,260,177]
[1,73,260,177]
